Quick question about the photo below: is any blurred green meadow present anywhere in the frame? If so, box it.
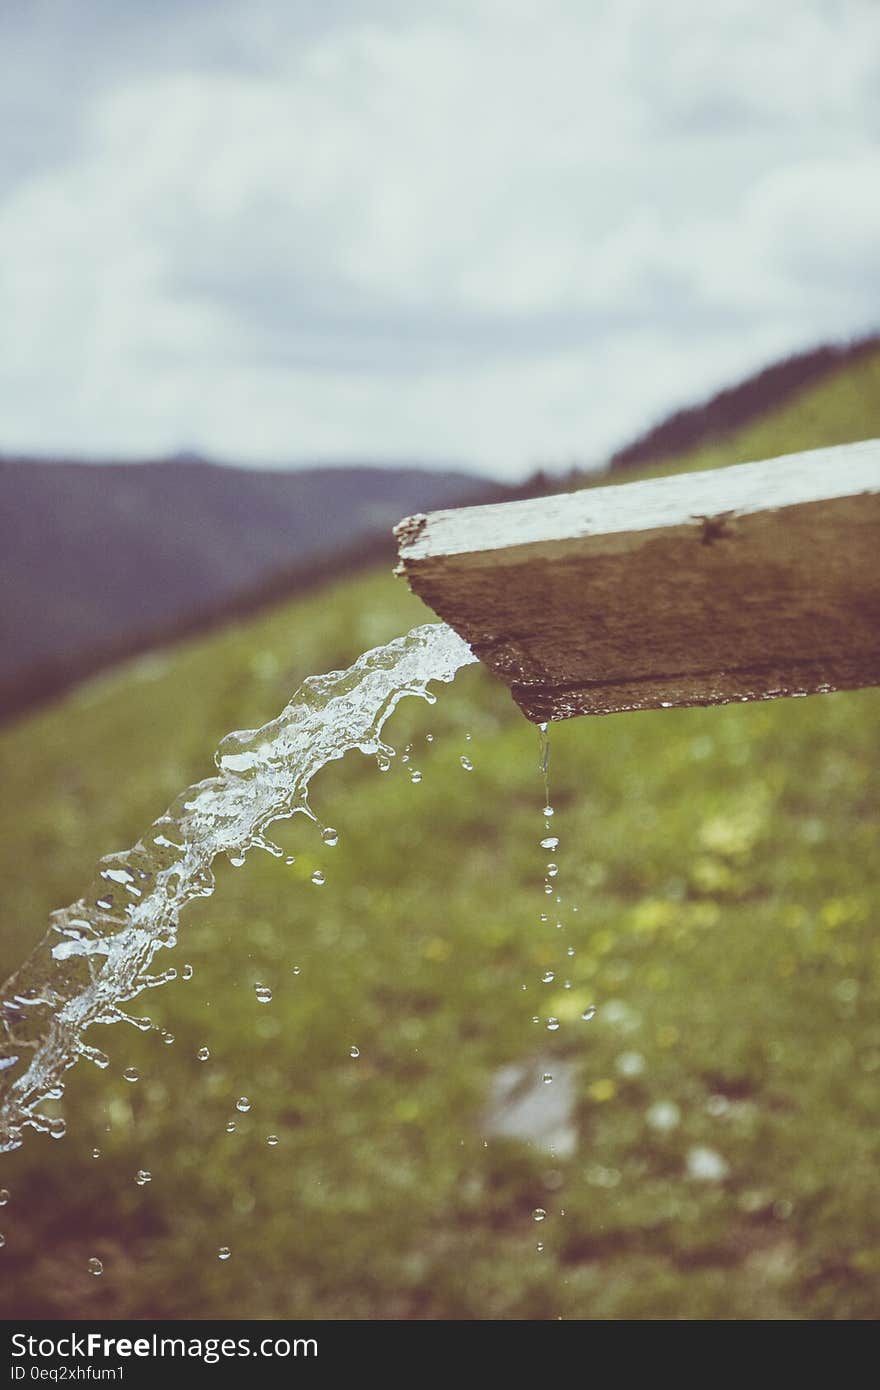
[0,353,878,1319]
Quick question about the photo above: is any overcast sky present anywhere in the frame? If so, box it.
[0,0,877,479]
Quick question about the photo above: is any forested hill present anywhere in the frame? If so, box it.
[608,333,879,474]
[0,458,494,718]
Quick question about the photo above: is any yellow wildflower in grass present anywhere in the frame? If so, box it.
[422,936,451,962]
[587,1078,616,1103]
[630,899,677,935]
[547,988,595,1023]
[698,801,767,859]
[821,896,868,931]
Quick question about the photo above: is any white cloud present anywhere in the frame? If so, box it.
[0,0,876,477]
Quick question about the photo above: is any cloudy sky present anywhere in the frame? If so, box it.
[1,0,877,479]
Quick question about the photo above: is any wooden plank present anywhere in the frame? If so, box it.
[394,439,880,721]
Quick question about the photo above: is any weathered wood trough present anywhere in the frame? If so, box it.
[394,439,880,722]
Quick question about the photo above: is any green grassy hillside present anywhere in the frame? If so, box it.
[0,353,878,1320]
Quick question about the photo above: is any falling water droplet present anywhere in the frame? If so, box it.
[460,756,473,771]
[217,1247,231,1261]
[376,752,392,773]
[162,1032,175,1046]
[321,827,339,847]
[540,836,559,851]
[135,1169,152,1186]
[409,769,422,784]
[536,1241,544,1252]
[254,985,273,1004]
[546,1018,560,1032]
[91,1148,101,1161]
[267,1135,279,1147]
[284,855,296,866]
[311,869,325,886]
[235,1097,251,1113]
[227,852,247,869]
[542,971,555,984]
[566,946,575,957]
[225,1121,236,1134]
[0,1234,5,1249]
[543,805,554,818]
[546,863,559,878]
[349,1045,360,1059]
[542,1073,553,1085]
[0,1189,8,1206]
[533,1208,547,1222]
[82,1045,111,1070]
[123,1067,139,1083]
[581,1006,597,1022]
[197,1046,210,1061]
[292,965,301,976]
[181,964,194,981]
[88,1257,103,1277]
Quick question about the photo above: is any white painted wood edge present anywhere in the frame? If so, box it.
[397,438,880,561]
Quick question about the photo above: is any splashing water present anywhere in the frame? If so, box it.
[0,622,477,1152]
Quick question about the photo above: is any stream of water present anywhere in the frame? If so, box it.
[0,622,477,1153]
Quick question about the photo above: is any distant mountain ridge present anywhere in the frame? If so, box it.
[0,458,498,720]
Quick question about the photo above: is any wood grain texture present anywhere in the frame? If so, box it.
[394,440,880,721]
